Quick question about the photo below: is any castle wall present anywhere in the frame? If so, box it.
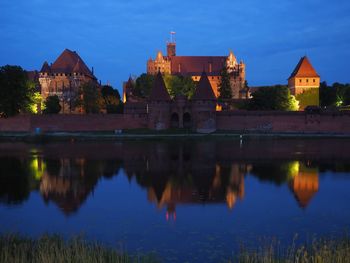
[0,114,147,132]
[216,111,350,133]
[2,111,350,134]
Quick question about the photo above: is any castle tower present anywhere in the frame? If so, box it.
[167,31,176,57]
[288,56,320,109]
[191,71,217,133]
[147,72,172,130]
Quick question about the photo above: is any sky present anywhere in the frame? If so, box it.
[1,0,350,93]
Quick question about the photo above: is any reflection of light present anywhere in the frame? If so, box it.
[30,158,46,180]
[287,161,300,180]
[226,189,236,210]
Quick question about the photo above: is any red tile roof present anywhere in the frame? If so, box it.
[149,71,171,101]
[48,49,94,77]
[170,56,226,76]
[192,71,216,101]
[289,56,319,79]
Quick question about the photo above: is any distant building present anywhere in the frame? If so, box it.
[38,49,98,113]
[123,36,247,101]
[288,56,320,109]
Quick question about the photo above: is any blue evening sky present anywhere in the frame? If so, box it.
[1,0,349,93]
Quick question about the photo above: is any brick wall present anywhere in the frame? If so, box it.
[0,114,147,132]
[1,111,350,134]
[217,111,350,133]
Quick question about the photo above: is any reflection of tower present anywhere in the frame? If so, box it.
[289,162,319,208]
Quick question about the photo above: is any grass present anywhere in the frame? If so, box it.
[0,234,159,263]
[1,234,350,263]
[234,236,350,263]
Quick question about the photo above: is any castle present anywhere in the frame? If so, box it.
[38,49,98,113]
[125,70,218,132]
[144,38,247,99]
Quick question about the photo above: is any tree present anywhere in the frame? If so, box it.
[0,65,35,117]
[101,85,123,114]
[43,95,61,114]
[163,74,196,98]
[76,81,102,113]
[134,74,155,98]
[247,85,299,111]
[134,73,196,99]
[218,67,232,101]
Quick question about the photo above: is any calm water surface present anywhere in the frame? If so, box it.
[1,139,350,262]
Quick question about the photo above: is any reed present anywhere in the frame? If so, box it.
[0,234,158,263]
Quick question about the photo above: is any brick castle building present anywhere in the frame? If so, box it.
[145,40,246,99]
[38,49,98,113]
[288,56,320,96]
[125,70,218,132]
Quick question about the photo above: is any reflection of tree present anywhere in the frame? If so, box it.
[0,157,36,204]
[249,161,299,185]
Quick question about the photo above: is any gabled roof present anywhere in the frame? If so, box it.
[40,61,51,73]
[170,56,226,76]
[289,56,319,79]
[50,49,94,77]
[192,71,216,101]
[149,71,171,101]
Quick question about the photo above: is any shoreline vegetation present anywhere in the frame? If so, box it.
[1,234,350,263]
[1,130,350,142]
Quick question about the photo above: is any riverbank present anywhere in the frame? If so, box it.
[0,234,158,263]
[1,234,349,263]
[1,130,350,142]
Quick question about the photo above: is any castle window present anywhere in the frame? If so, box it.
[306,79,309,83]
[212,77,214,80]
[313,79,316,83]
[299,79,302,83]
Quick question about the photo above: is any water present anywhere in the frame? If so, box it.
[1,139,350,262]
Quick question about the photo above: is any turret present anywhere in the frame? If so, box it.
[148,72,171,130]
[192,71,217,133]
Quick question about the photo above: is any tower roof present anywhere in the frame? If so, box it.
[149,72,171,101]
[192,71,216,101]
[40,61,51,73]
[50,49,94,77]
[289,56,319,79]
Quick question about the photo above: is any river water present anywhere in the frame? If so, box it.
[0,138,350,262]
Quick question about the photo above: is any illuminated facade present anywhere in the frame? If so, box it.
[288,56,320,101]
[38,49,98,113]
[146,41,247,99]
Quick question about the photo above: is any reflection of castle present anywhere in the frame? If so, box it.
[147,164,247,220]
[289,162,319,208]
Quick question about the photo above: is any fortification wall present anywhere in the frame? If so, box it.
[1,111,350,134]
[0,114,147,132]
[217,111,350,133]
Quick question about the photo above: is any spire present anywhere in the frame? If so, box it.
[149,71,171,101]
[192,71,216,101]
[40,61,51,73]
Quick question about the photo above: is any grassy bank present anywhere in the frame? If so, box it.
[235,236,350,263]
[1,234,350,263]
[0,234,158,263]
